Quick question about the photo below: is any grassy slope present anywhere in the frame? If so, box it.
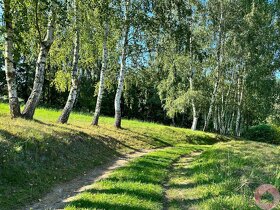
[1,103,279,210]
[0,103,222,209]
[66,141,280,210]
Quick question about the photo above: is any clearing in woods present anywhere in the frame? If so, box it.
[0,104,279,209]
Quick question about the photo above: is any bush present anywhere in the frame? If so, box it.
[244,124,280,145]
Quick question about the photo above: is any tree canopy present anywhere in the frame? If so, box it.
[1,0,280,135]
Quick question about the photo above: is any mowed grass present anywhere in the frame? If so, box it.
[0,103,222,209]
[65,146,204,210]
[166,141,280,210]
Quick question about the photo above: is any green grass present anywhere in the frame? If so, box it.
[66,141,280,210]
[65,146,203,210]
[2,102,279,210]
[166,141,280,210]
[0,103,222,209]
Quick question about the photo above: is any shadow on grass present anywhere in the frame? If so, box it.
[0,127,121,210]
[166,141,280,209]
[168,195,214,209]
[86,185,163,202]
[122,128,173,147]
[70,198,152,210]
[65,148,195,210]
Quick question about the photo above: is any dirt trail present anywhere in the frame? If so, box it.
[25,148,159,210]
[162,150,203,210]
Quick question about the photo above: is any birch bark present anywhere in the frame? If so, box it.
[3,0,21,118]
[114,0,130,128]
[58,0,80,124]
[203,2,223,131]
[188,11,198,131]
[189,77,198,130]
[92,22,109,126]
[22,8,55,119]
[235,73,245,136]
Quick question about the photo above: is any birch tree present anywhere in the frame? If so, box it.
[22,2,56,119]
[92,21,109,126]
[235,71,245,136]
[203,1,224,131]
[3,0,21,118]
[58,0,80,124]
[188,11,199,131]
[114,0,130,128]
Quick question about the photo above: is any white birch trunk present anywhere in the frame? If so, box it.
[189,78,199,130]
[203,2,223,131]
[22,8,55,119]
[235,73,245,136]
[213,106,218,132]
[188,13,199,131]
[3,0,21,118]
[191,115,198,131]
[203,80,219,131]
[229,112,235,133]
[58,4,80,124]
[114,0,130,128]
[92,22,109,126]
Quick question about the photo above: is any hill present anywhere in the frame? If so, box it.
[0,103,222,209]
[0,103,279,209]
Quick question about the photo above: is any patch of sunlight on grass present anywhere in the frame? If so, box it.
[166,141,280,210]
[196,195,254,210]
[65,146,202,210]
[0,102,225,209]
[66,192,160,210]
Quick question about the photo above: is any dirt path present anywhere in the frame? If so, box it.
[162,150,203,210]
[25,148,160,210]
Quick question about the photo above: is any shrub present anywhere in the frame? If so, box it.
[244,124,280,145]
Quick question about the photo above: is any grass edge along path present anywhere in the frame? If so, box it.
[65,145,205,210]
[26,148,159,210]
[0,103,224,210]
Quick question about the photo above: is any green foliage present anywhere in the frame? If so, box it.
[2,0,279,133]
[51,70,72,92]
[245,124,280,145]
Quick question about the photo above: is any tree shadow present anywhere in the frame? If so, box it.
[0,127,122,210]
[86,185,163,202]
[65,149,185,209]
[70,198,154,210]
[102,127,173,148]
[166,142,280,209]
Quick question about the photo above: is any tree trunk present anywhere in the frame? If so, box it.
[203,2,223,131]
[227,112,235,134]
[114,0,130,128]
[22,8,55,119]
[58,1,80,124]
[3,0,21,118]
[213,106,218,132]
[203,80,219,131]
[191,116,198,131]
[189,78,199,130]
[235,107,241,136]
[92,22,109,126]
[235,73,245,137]
[188,14,199,131]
